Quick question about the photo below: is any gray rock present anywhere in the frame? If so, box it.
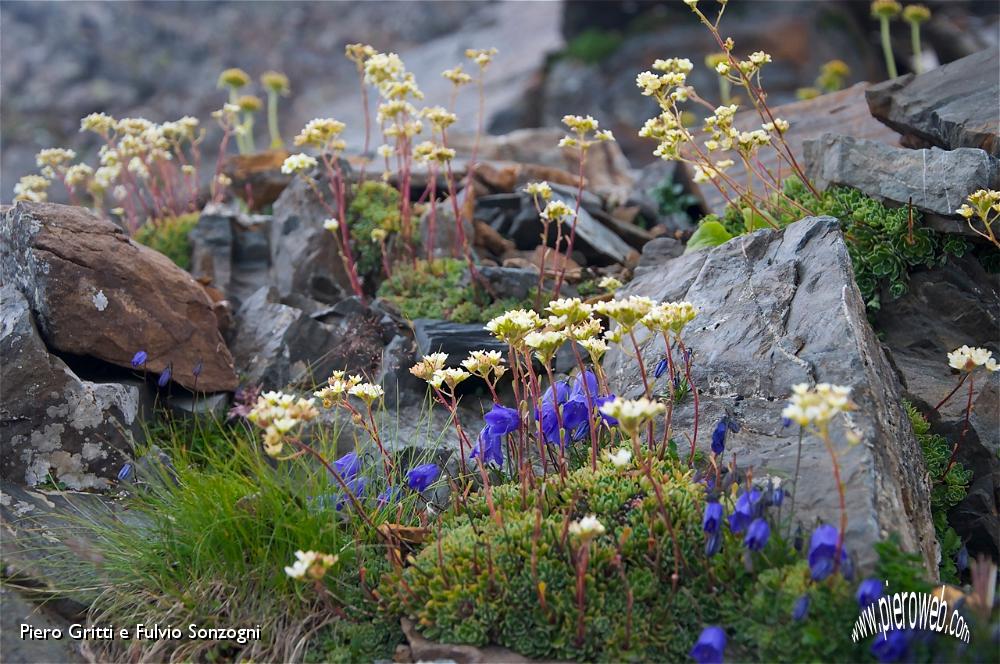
[479,266,541,300]
[166,392,232,421]
[603,217,937,573]
[636,237,685,270]
[270,166,359,304]
[230,286,384,389]
[378,335,426,409]
[804,134,1000,235]
[866,49,1000,157]
[874,255,1000,558]
[420,199,476,261]
[414,319,505,366]
[189,204,235,294]
[1,284,150,489]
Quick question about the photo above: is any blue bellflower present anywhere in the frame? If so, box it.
[703,501,723,535]
[654,357,669,379]
[333,451,361,480]
[871,629,912,663]
[744,517,770,551]
[690,626,726,664]
[130,350,148,369]
[792,594,810,621]
[471,425,503,466]
[808,524,848,581]
[406,463,441,492]
[711,418,727,455]
[856,578,883,608]
[727,489,761,533]
[157,364,172,387]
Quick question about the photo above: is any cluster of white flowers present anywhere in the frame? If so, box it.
[568,514,606,539]
[485,309,543,344]
[294,118,347,150]
[599,397,666,432]
[247,391,320,456]
[461,350,507,381]
[640,301,697,335]
[956,189,999,245]
[593,295,656,332]
[13,175,51,203]
[524,181,552,202]
[947,345,998,373]
[781,383,854,427]
[559,114,615,151]
[598,275,623,291]
[281,153,318,174]
[284,550,338,580]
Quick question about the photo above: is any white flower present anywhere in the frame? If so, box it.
[947,345,997,372]
[348,382,385,404]
[599,397,665,431]
[323,218,340,232]
[281,153,318,174]
[284,550,337,580]
[607,448,632,468]
[568,514,606,539]
[781,383,854,427]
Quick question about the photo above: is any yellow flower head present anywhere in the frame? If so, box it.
[218,67,251,89]
[261,71,291,95]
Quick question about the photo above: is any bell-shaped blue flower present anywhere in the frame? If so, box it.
[484,403,519,434]
[471,425,503,466]
[157,365,172,387]
[808,524,842,581]
[377,486,402,507]
[333,451,361,480]
[870,629,912,663]
[406,463,441,492]
[690,626,726,664]
[703,501,723,535]
[744,517,770,551]
[705,530,722,557]
[792,594,810,621]
[856,578,883,608]
[130,350,148,369]
[727,488,761,533]
[654,357,669,379]
[711,418,727,455]
[595,394,618,426]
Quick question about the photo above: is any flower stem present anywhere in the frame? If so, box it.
[880,17,898,79]
[266,91,283,149]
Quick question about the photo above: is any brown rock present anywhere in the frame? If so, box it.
[1,202,238,392]
[224,149,292,210]
[473,219,515,257]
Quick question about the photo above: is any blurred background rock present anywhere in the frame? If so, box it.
[2,0,997,198]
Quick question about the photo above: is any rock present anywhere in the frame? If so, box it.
[2,202,237,392]
[230,287,383,389]
[686,84,901,216]
[224,149,293,210]
[270,166,359,304]
[874,255,1000,558]
[449,128,635,202]
[1,284,150,489]
[604,217,937,572]
[189,204,235,294]
[479,266,541,300]
[419,200,476,261]
[378,335,426,409]
[636,237,685,269]
[0,587,84,664]
[804,134,1000,235]
[473,219,515,258]
[400,617,534,664]
[166,392,232,420]
[865,49,1000,157]
[413,319,506,367]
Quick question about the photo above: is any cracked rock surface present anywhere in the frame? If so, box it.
[603,217,937,573]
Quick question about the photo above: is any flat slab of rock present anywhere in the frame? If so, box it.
[866,49,1000,156]
[1,202,237,392]
[2,285,150,488]
[686,83,901,215]
[604,217,936,572]
[804,133,999,235]
[875,256,1000,558]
